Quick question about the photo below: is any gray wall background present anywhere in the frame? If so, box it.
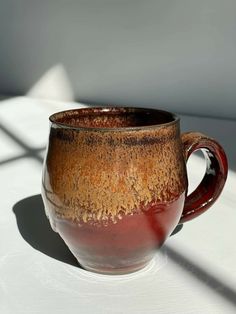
[1,0,236,118]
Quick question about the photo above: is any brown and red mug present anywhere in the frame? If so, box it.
[42,107,228,274]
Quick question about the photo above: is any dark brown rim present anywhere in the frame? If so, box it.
[49,107,180,131]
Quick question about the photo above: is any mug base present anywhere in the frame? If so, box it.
[79,259,153,275]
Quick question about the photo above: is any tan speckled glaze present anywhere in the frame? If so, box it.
[43,108,187,224]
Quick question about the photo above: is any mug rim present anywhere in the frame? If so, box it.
[49,106,180,131]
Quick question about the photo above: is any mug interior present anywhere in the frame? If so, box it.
[50,107,178,129]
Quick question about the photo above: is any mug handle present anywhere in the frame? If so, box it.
[179,132,228,224]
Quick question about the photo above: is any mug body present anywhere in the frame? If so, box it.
[42,107,187,274]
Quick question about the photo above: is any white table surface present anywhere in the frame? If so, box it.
[0,97,236,314]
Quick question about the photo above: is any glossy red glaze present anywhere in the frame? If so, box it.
[51,194,185,274]
[180,132,228,223]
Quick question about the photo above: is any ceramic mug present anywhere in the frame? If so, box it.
[42,107,228,274]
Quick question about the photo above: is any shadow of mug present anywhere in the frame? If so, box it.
[13,194,183,267]
[13,194,78,267]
